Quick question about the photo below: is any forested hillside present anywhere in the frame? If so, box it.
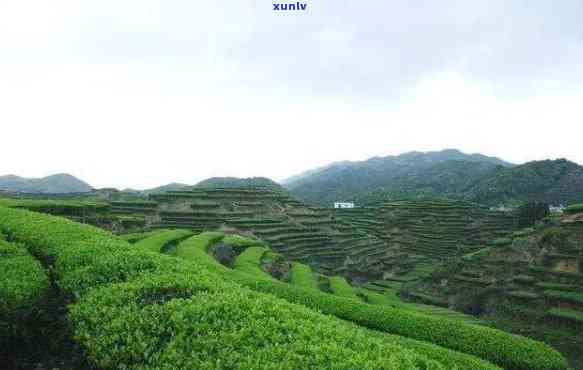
[283,149,512,205]
[284,150,583,207]
[465,159,583,206]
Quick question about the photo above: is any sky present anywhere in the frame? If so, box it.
[1,1,583,189]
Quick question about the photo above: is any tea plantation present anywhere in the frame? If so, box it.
[0,205,571,369]
[1,188,581,369]
[405,213,583,368]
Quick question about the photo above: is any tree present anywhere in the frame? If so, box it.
[517,201,550,228]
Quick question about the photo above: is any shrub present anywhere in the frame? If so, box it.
[543,290,583,305]
[535,282,576,291]
[507,291,539,300]
[329,276,359,300]
[513,275,536,284]
[223,233,265,252]
[540,227,571,248]
[289,262,318,290]
[512,228,535,238]
[0,198,109,216]
[134,229,193,253]
[119,230,168,243]
[564,203,583,214]
[0,239,49,340]
[72,274,451,370]
[233,246,275,280]
[490,237,513,246]
[517,202,550,228]
[546,308,583,325]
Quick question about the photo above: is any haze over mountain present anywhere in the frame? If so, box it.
[0,173,93,194]
[283,149,583,206]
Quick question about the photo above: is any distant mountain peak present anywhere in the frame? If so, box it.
[282,149,512,191]
[0,173,93,194]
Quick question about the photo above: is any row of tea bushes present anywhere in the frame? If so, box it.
[0,238,49,341]
[232,246,275,280]
[171,233,568,370]
[328,275,360,300]
[169,234,501,369]
[134,229,194,253]
[289,262,319,290]
[0,207,455,369]
[0,198,110,216]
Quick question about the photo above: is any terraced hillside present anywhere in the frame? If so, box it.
[0,198,112,225]
[0,198,152,232]
[124,229,482,325]
[335,199,517,258]
[0,206,570,369]
[109,200,159,229]
[406,212,583,368]
[148,188,391,279]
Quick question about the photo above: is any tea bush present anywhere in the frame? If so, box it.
[329,275,359,300]
[134,229,193,253]
[0,207,460,369]
[289,262,318,290]
[0,239,49,340]
[233,246,275,280]
[176,233,569,370]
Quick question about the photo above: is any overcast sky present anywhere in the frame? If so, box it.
[1,1,583,189]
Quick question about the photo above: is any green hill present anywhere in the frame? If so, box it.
[0,173,93,194]
[283,149,512,206]
[284,150,583,207]
[465,159,583,206]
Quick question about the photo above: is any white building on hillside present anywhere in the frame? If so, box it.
[334,202,355,209]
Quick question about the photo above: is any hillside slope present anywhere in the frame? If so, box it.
[465,159,583,206]
[0,173,92,194]
[406,215,583,368]
[284,150,583,207]
[283,149,512,206]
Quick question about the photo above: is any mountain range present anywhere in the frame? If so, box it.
[283,149,583,206]
[3,150,583,206]
[0,174,93,194]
